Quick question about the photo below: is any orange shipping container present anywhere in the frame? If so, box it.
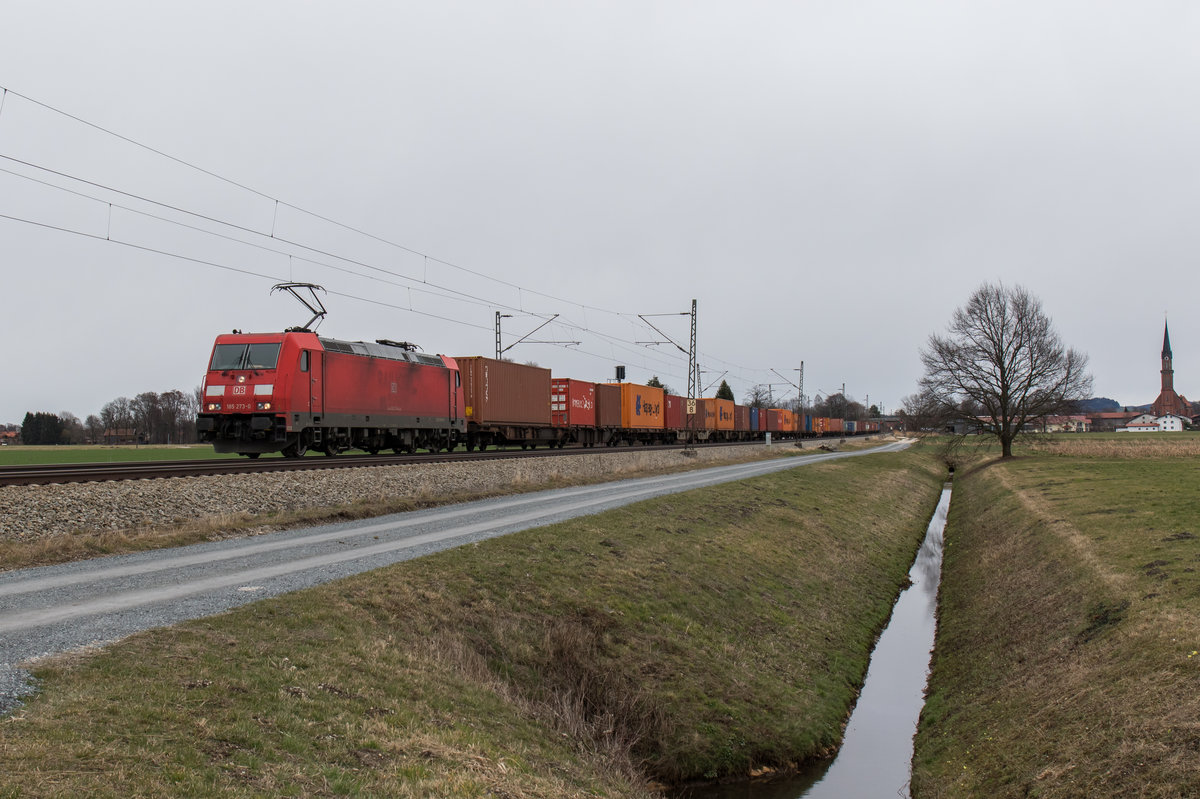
[615,383,665,429]
[712,398,735,431]
[765,408,796,433]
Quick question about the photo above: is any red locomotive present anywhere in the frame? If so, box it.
[197,330,464,457]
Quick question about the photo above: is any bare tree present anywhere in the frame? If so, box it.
[899,389,948,433]
[811,392,865,420]
[131,392,162,444]
[159,389,188,444]
[920,283,1091,458]
[58,411,85,445]
[743,384,772,408]
[85,414,104,444]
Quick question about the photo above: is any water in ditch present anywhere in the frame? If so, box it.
[676,484,952,799]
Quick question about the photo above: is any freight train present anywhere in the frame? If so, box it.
[196,329,880,457]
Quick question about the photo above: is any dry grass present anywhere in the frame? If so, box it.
[1023,432,1200,458]
[912,454,1200,798]
[0,448,945,797]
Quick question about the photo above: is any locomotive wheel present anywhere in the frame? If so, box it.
[282,441,308,458]
[241,452,260,459]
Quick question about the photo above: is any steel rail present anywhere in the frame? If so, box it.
[0,441,766,487]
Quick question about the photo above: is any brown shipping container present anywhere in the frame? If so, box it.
[595,383,622,427]
[664,394,684,430]
[828,417,845,433]
[618,383,665,429]
[691,398,716,431]
[734,404,750,432]
[551,378,596,427]
[457,357,550,426]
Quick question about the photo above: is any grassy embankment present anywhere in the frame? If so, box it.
[912,435,1200,797]
[1,448,944,797]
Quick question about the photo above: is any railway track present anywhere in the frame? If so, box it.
[0,441,765,487]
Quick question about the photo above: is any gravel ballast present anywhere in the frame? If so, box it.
[0,444,782,544]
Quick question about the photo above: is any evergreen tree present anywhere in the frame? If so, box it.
[716,380,735,401]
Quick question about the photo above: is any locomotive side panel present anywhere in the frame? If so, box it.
[322,351,454,425]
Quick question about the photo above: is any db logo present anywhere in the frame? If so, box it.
[232,386,247,395]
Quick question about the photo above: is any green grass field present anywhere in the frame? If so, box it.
[0,444,239,465]
[0,448,945,798]
[911,439,1200,797]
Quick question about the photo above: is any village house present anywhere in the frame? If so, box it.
[1040,415,1092,433]
[1117,413,1190,432]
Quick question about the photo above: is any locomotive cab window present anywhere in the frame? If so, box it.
[300,351,309,372]
[210,342,283,371]
[245,343,281,369]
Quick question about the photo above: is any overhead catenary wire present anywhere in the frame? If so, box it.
[1,157,700,377]
[0,84,798,395]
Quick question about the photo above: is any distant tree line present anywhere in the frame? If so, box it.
[19,412,66,445]
[17,388,201,445]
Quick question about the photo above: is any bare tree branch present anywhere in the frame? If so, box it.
[919,283,1092,457]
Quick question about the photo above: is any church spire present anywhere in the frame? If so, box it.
[1163,319,1173,360]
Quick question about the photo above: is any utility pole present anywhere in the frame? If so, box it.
[797,362,805,413]
[495,312,578,360]
[494,312,511,359]
[687,299,698,445]
[633,301,697,445]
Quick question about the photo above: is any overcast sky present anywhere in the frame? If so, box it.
[3,2,1199,425]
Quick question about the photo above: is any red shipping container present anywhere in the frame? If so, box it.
[595,383,622,427]
[457,357,550,426]
[664,394,684,430]
[551,378,596,427]
[734,404,750,432]
[828,418,845,433]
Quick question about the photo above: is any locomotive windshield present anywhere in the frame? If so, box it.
[210,342,282,371]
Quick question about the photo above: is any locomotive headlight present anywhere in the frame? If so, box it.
[256,402,273,410]
[206,402,222,411]
[236,374,247,384]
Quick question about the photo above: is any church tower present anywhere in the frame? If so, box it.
[1152,320,1189,417]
